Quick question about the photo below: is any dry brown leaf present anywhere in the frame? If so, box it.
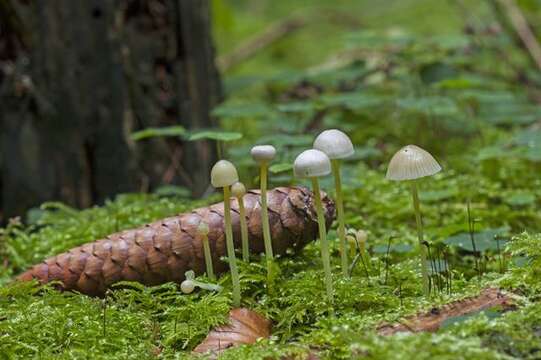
[193,308,271,355]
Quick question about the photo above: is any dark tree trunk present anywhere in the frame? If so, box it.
[0,0,221,221]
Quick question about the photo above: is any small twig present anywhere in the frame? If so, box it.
[496,0,541,71]
[216,16,306,72]
[377,288,515,335]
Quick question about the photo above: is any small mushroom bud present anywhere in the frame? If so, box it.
[314,129,355,278]
[197,221,209,236]
[231,181,246,198]
[231,182,250,262]
[198,221,214,280]
[181,279,195,294]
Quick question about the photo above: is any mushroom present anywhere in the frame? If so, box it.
[232,182,250,262]
[211,160,241,306]
[181,270,222,294]
[314,129,354,277]
[250,145,276,280]
[198,221,214,280]
[386,144,442,296]
[293,149,334,302]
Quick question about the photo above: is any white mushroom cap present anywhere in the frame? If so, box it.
[197,221,209,236]
[313,129,354,160]
[211,160,239,188]
[231,182,246,198]
[251,145,276,164]
[293,149,331,178]
[386,145,442,181]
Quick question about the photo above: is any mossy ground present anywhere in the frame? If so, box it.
[2,1,541,359]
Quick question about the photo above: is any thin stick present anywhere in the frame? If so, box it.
[223,186,241,307]
[331,159,349,278]
[202,232,215,280]
[216,16,306,72]
[411,181,429,296]
[238,196,250,262]
[312,178,333,303]
[497,0,541,71]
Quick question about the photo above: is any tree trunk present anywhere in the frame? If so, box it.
[0,0,221,221]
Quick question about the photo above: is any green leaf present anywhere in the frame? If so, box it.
[269,163,293,174]
[419,188,459,202]
[187,130,243,142]
[505,191,536,206]
[396,96,459,116]
[444,227,510,252]
[131,126,187,141]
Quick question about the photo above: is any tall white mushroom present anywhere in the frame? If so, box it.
[294,149,334,302]
[232,182,250,262]
[211,160,241,306]
[386,145,442,296]
[250,145,276,282]
[314,129,354,278]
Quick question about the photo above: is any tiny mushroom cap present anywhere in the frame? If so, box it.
[386,145,442,181]
[197,221,209,236]
[251,145,276,164]
[231,181,246,198]
[181,279,195,294]
[211,160,239,188]
[293,149,331,178]
[313,129,354,160]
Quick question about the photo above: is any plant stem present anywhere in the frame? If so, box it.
[311,178,333,303]
[411,181,429,296]
[331,159,348,278]
[223,186,241,307]
[238,196,250,262]
[202,233,215,280]
[260,163,274,285]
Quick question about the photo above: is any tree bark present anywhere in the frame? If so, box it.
[0,0,221,221]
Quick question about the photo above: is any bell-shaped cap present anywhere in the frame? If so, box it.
[231,182,246,198]
[313,129,354,160]
[251,145,276,163]
[386,145,442,181]
[211,160,239,188]
[294,149,331,178]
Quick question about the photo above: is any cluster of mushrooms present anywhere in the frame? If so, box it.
[181,129,442,306]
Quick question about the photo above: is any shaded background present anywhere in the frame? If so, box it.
[1,0,540,222]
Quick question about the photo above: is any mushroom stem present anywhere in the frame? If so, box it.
[238,196,250,262]
[331,159,349,278]
[311,177,334,303]
[201,232,215,281]
[259,163,274,276]
[411,180,429,296]
[223,186,241,306]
